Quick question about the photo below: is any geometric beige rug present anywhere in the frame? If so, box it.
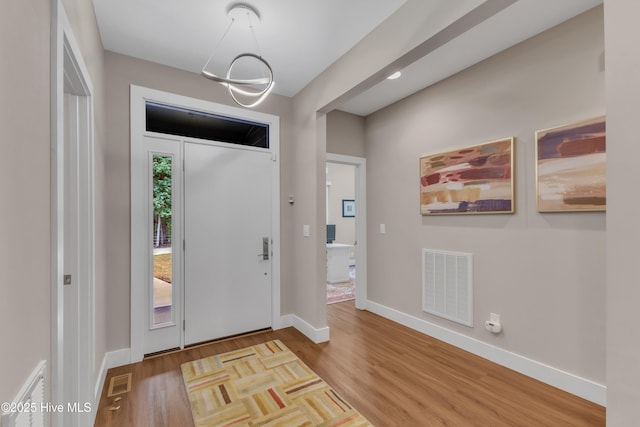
[181,340,372,426]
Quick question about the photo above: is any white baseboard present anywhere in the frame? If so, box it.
[94,348,131,404]
[277,314,294,329]
[279,314,330,343]
[273,314,291,331]
[366,301,606,406]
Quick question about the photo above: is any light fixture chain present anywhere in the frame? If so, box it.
[247,13,262,58]
[202,18,236,72]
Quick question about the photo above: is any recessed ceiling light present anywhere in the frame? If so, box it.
[387,71,402,80]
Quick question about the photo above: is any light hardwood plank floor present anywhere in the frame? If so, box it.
[94,302,605,426]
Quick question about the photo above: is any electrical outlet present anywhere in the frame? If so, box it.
[485,313,502,334]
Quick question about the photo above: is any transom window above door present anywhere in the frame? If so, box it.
[145,101,269,148]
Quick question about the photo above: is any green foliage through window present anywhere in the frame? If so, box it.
[153,156,172,247]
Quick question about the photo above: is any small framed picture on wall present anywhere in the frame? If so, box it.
[342,199,355,218]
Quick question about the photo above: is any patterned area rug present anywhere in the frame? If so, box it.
[181,340,372,426]
[327,266,355,304]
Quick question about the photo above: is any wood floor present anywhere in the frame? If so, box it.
[94,302,605,426]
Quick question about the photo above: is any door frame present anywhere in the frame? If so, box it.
[130,85,281,362]
[141,136,184,354]
[326,154,367,309]
[51,2,96,426]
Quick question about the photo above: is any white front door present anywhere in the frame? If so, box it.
[184,142,272,345]
[130,86,281,362]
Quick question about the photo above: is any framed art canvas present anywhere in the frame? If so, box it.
[419,138,514,215]
[536,117,606,212]
[342,199,355,217]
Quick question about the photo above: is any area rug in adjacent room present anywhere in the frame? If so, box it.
[327,265,355,304]
[181,340,372,426]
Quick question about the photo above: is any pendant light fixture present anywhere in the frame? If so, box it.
[201,2,274,108]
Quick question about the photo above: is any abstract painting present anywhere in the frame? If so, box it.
[536,117,606,212]
[419,138,514,215]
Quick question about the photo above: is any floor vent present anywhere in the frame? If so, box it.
[422,249,473,326]
[107,373,132,397]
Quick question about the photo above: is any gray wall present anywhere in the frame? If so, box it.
[365,7,605,384]
[0,0,52,403]
[326,110,366,158]
[103,51,295,350]
[0,0,107,404]
[326,163,356,246]
[289,0,448,329]
[325,111,364,248]
[604,0,640,424]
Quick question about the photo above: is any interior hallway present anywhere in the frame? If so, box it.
[94,302,605,426]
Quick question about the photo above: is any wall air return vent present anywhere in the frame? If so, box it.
[0,361,46,427]
[422,249,473,327]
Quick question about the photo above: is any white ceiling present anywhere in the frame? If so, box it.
[92,0,408,97]
[92,0,603,116]
[340,0,603,116]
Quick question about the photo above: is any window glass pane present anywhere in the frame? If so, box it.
[145,102,269,148]
[152,155,173,326]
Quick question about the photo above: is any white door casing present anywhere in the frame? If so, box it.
[52,3,96,426]
[62,92,79,427]
[130,86,281,362]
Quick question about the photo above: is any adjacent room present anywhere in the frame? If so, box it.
[326,162,357,305]
[5,0,640,426]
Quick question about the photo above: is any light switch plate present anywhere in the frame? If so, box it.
[303,224,310,237]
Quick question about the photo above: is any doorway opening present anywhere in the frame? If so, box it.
[325,154,367,309]
[326,163,357,304]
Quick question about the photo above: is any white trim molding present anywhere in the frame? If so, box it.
[366,300,606,406]
[51,2,97,426]
[280,314,330,344]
